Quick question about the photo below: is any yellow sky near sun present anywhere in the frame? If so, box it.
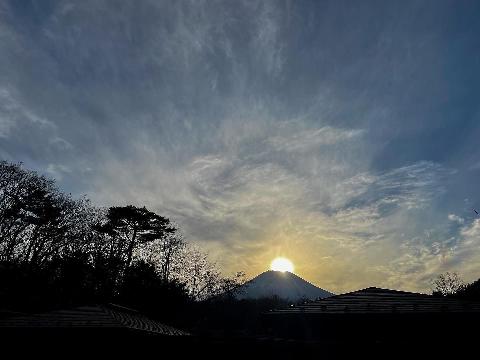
[198,212,435,295]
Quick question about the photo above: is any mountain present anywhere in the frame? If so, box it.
[236,270,334,301]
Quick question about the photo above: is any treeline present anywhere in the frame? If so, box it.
[432,272,480,300]
[0,160,244,323]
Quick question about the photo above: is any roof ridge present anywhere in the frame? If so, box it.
[302,286,430,304]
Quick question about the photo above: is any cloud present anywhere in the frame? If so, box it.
[84,114,457,292]
[46,163,72,181]
[49,137,74,151]
[267,126,364,152]
[469,162,480,171]
[0,87,54,137]
[1,0,480,293]
[448,214,465,224]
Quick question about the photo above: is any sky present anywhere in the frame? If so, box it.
[1,0,480,293]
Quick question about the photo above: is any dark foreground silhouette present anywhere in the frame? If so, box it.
[2,160,480,357]
[2,291,480,358]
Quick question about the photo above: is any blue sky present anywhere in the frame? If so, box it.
[1,0,480,292]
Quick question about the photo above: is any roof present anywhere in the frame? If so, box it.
[0,304,189,336]
[266,287,480,315]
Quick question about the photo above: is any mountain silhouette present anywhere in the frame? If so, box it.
[236,270,333,301]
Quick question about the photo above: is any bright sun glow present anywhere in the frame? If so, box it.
[270,257,294,273]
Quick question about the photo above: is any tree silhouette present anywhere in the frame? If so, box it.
[432,272,465,296]
[0,159,246,326]
[98,205,176,269]
[0,161,93,266]
[175,244,246,300]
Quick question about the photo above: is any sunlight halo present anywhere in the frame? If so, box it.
[270,257,294,273]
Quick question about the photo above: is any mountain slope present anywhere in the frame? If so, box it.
[236,270,333,301]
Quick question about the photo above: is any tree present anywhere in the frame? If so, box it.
[0,161,95,267]
[432,272,465,296]
[97,205,176,269]
[117,259,190,321]
[451,278,480,300]
[0,161,56,262]
[174,244,245,300]
[142,231,185,282]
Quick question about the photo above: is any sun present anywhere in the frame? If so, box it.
[270,257,294,273]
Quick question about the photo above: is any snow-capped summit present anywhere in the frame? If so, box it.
[236,270,333,301]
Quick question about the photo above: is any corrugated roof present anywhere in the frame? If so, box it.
[267,287,480,314]
[0,304,189,336]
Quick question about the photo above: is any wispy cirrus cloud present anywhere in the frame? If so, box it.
[448,214,465,224]
[86,116,458,292]
[1,0,480,292]
[0,87,54,137]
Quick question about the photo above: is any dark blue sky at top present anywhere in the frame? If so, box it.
[1,0,480,291]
